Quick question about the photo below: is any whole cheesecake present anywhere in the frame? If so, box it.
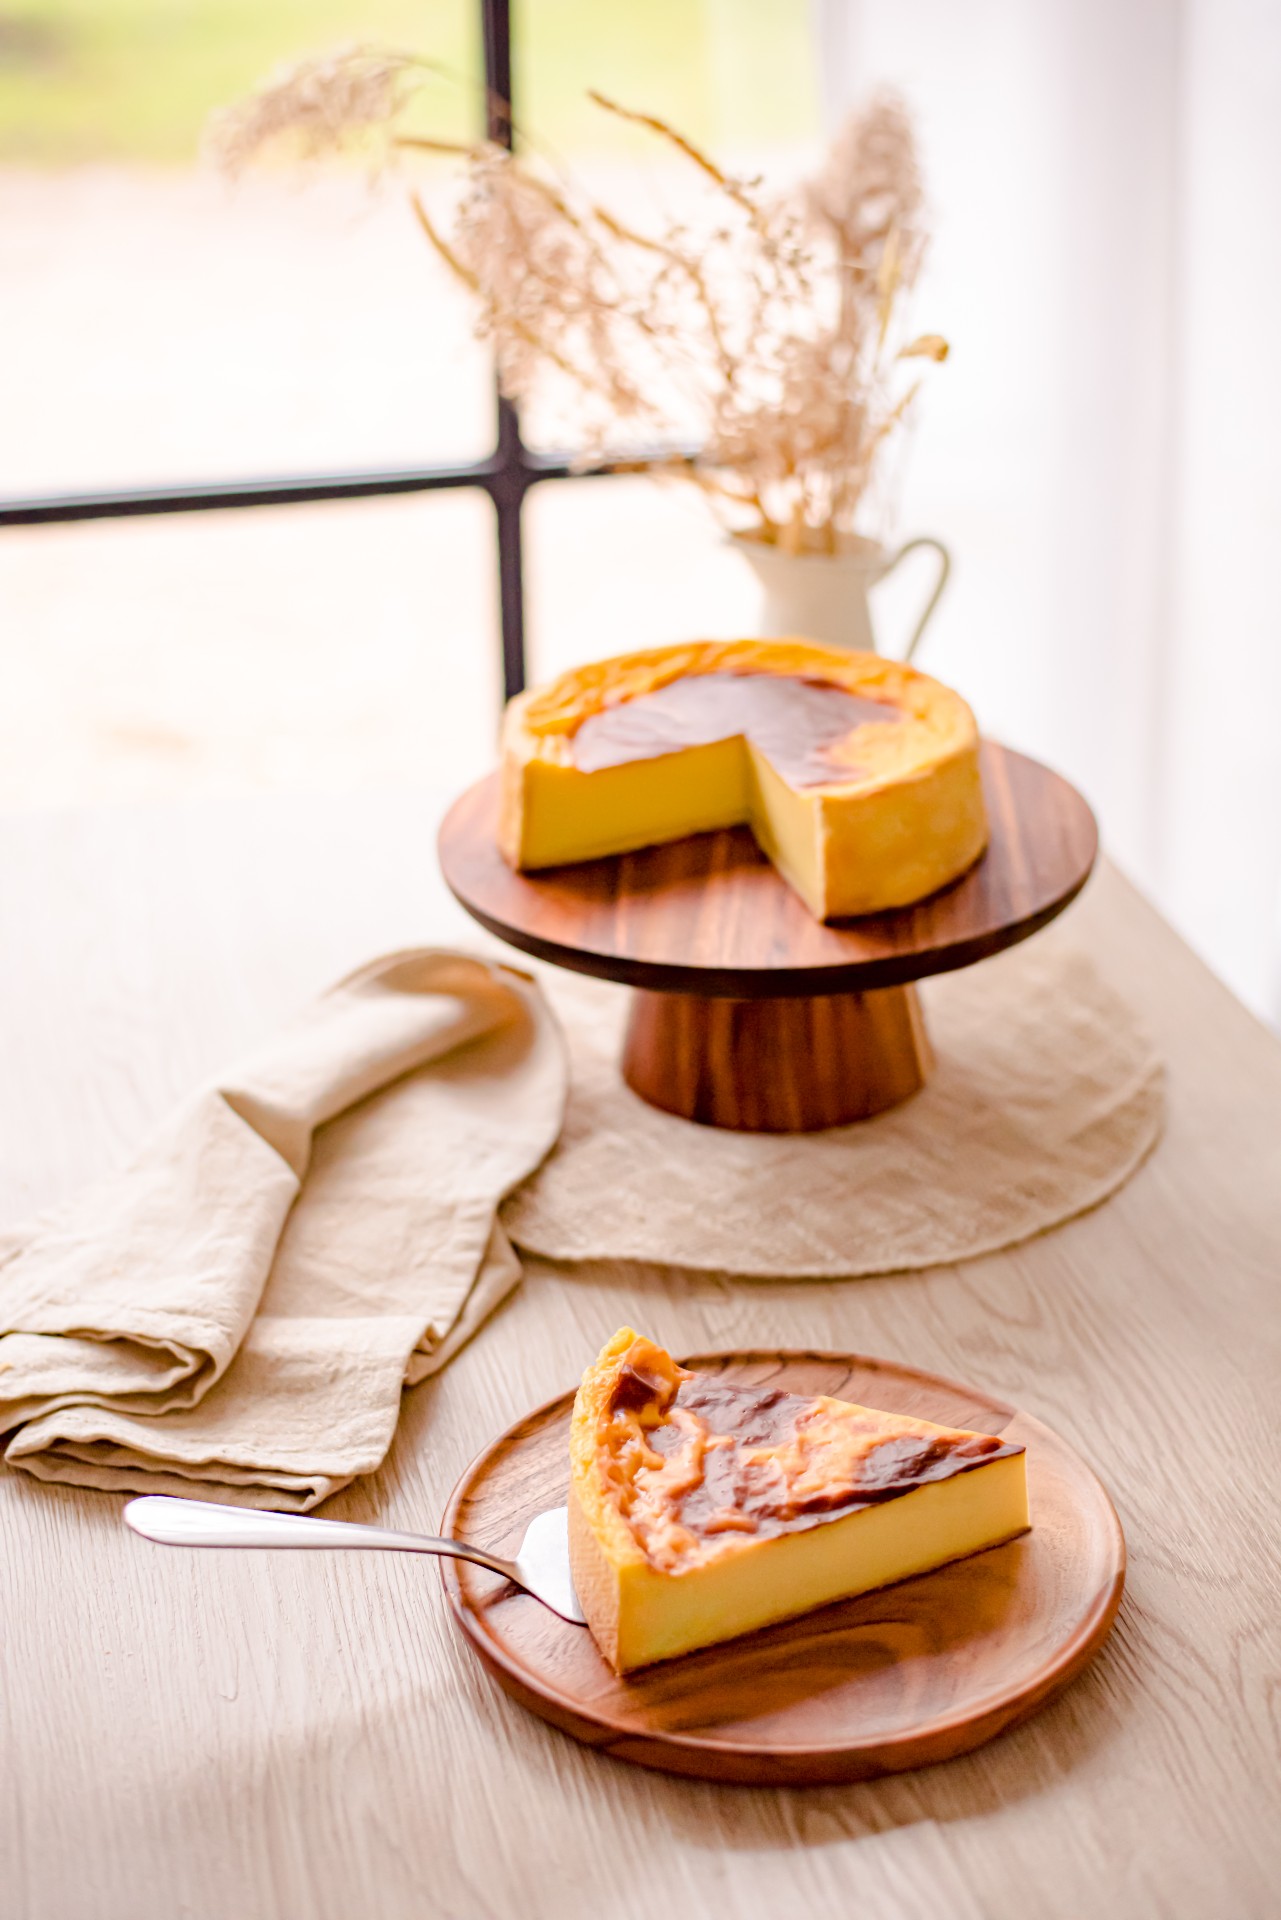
[569,1330,1030,1674]
[498,639,988,920]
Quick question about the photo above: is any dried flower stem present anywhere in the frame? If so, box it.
[585,89,761,227]
[210,57,945,545]
[410,190,605,396]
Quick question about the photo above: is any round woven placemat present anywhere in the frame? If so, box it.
[501,939,1163,1278]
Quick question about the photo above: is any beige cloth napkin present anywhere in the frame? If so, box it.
[0,950,566,1508]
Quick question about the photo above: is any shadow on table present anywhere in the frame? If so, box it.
[500,1600,1140,1854]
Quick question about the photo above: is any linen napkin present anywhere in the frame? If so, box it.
[0,950,566,1508]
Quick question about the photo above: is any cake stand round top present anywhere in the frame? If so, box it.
[437,741,1098,999]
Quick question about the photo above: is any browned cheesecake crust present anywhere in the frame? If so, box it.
[600,1341,1021,1573]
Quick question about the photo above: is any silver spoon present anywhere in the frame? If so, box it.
[123,1494,586,1625]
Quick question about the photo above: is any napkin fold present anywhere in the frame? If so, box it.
[0,950,566,1508]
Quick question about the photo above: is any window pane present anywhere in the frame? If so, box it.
[516,6,823,686]
[518,0,819,156]
[526,476,761,686]
[514,0,822,457]
[0,493,500,809]
[1,1,490,492]
[1,0,821,493]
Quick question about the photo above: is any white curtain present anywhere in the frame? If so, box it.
[815,0,1281,1023]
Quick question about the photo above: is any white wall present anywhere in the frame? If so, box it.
[816,0,1281,1021]
[1163,0,1281,1019]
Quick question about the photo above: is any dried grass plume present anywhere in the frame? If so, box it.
[211,53,947,551]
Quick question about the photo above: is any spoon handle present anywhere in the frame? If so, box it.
[123,1494,516,1579]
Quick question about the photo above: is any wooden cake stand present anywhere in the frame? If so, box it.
[437,742,1098,1132]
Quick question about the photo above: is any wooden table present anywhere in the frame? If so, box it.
[2,792,1278,1920]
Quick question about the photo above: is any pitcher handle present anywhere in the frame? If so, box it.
[878,536,952,662]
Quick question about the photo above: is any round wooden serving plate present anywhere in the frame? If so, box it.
[438,743,1098,1129]
[441,1350,1125,1787]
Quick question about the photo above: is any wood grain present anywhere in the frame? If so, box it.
[0,792,1278,1920]
[441,1350,1124,1785]
[621,984,933,1128]
[437,743,1099,996]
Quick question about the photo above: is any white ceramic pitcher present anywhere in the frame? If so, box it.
[733,533,951,661]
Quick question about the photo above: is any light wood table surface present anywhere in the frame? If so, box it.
[1,792,1278,1920]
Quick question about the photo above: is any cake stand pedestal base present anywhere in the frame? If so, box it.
[622,983,933,1131]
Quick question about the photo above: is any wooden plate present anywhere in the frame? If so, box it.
[438,743,1098,997]
[440,1350,1126,1786]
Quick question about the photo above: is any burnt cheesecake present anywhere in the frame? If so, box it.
[568,1329,1029,1674]
[499,639,988,919]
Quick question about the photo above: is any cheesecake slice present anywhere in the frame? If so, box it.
[568,1329,1029,1673]
[499,639,988,920]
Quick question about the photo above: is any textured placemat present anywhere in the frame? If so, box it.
[501,939,1163,1278]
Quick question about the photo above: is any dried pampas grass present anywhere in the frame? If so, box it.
[210,52,947,549]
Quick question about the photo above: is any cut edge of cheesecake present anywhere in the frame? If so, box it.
[568,1329,1030,1674]
[498,639,989,920]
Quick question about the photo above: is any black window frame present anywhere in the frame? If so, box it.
[0,0,685,702]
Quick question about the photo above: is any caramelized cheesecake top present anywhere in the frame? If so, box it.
[507,640,979,794]
[588,1334,1021,1574]
[570,670,903,787]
